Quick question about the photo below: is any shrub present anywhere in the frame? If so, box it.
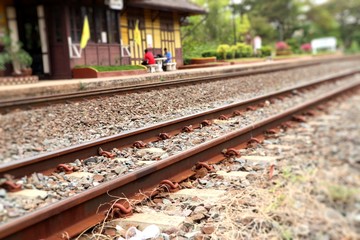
[0,52,10,71]
[259,46,272,57]
[236,43,253,58]
[276,41,292,56]
[287,38,300,53]
[275,41,290,51]
[300,43,312,53]
[201,51,218,58]
[229,45,237,59]
[347,41,359,54]
[217,44,230,60]
[183,57,191,65]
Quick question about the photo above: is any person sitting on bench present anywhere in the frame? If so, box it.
[141,49,155,66]
[162,48,172,71]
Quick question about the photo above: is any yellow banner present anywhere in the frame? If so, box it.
[80,16,90,49]
[134,20,141,46]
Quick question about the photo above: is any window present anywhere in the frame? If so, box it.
[69,5,119,44]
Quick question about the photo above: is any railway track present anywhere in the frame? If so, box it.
[0,56,357,114]
[0,67,359,239]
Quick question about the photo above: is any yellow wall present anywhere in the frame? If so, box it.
[122,9,184,64]
[152,16,161,49]
[120,13,128,45]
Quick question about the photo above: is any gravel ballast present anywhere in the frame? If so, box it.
[0,76,358,226]
[0,61,359,163]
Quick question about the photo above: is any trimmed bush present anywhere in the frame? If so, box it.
[183,58,192,65]
[287,38,300,54]
[217,44,230,60]
[236,43,253,58]
[300,43,312,53]
[259,46,272,57]
[201,51,218,58]
[275,41,292,56]
[229,45,237,59]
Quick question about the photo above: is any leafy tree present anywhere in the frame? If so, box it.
[324,0,360,48]
[241,0,302,41]
[238,14,251,39]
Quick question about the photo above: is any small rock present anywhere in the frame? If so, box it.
[8,209,21,218]
[182,209,193,217]
[181,181,193,188]
[294,224,310,237]
[198,179,208,185]
[83,157,98,165]
[104,228,117,236]
[184,231,202,239]
[0,189,7,198]
[193,206,208,215]
[190,213,206,222]
[113,166,127,175]
[162,199,172,205]
[201,224,215,234]
[93,174,104,182]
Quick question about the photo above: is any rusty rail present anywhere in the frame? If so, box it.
[1,68,358,179]
[1,78,359,240]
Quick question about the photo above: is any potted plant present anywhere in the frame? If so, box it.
[1,34,33,76]
[14,49,33,76]
[0,52,10,76]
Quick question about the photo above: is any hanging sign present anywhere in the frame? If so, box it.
[105,0,123,10]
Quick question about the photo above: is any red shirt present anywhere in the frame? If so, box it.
[144,51,155,64]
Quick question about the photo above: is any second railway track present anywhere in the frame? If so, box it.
[0,66,359,239]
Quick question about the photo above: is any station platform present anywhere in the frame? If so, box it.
[0,55,343,100]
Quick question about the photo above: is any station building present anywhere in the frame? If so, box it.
[0,0,205,79]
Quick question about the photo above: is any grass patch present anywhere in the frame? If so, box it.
[74,65,145,72]
[326,184,359,203]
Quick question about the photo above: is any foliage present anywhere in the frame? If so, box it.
[300,43,312,53]
[182,0,360,57]
[345,41,360,54]
[236,43,253,58]
[183,58,191,65]
[0,52,10,70]
[259,46,272,57]
[326,184,359,204]
[74,65,145,72]
[286,38,300,54]
[325,0,360,49]
[276,41,292,56]
[182,41,218,59]
[201,51,218,58]
[241,0,302,41]
[275,41,290,50]
[229,45,238,59]
[238,14,251,35]
[1,33,33,73]
[15,49,32,68]
[217,44,230,60]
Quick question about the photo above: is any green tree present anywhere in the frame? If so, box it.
[238,14,251,42]
[241,0,302,41]
[325,0,360,49]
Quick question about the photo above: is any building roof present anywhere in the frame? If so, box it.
[126,0,207,15]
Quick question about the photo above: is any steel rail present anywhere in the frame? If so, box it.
[1,68,358,179]
[1,77,359,240]
[0,56,354,113]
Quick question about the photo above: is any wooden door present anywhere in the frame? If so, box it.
[46,5,71,79]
